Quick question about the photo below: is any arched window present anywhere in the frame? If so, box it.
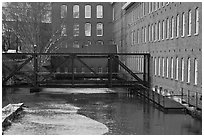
[182,12,185,37]
[176,14,179,37]
[96,23,103,36]
[181,58,184,81]
[97,5,103,18]
[85,5,91,18]
[176,57,179,80]
[171,16,174,39]
[166,57,169,78]
[73,5,79,18]
[61,5,67,18]
[188,10,192,36]
[194,58,198,85]
[187,58,191,83]
[195,8,199,35]
[85,23,91,36]
[171,57,174,79]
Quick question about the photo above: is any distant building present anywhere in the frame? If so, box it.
[112,2,202,94]
[51,2,114,49]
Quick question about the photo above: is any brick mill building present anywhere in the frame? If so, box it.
[112,2,202,95]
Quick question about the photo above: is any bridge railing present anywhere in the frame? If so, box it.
[2,52,151,88]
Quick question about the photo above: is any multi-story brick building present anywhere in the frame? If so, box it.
[51,2,114,49]
[112,2,202,95]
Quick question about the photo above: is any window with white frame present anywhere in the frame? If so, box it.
[171,57,174,79]
[97,5,103,18]
[176,57,179,80]
[195,8,199,35]
[182,12,185,37]
[137,29,140,44]
[171,16,174,39]
[187,58,191,83]
[152,24,154,42]
[158,21,161,41]
[85,23,91,36]
[73,5,79,18]
[61,5,67,18]
[162,57,165,77]
[166,18,170,39]
[158,57,161,76]
[154,23,157,41]
[148,25,151,42]
[85,5,91,18]
[188,10,192,36]
[194,58,198,85]
[162,20,165,40]
[166,57,169,78]
[144,26,147,43]
[176,14,179,37]
[154,57,157,75]
[181,58,184,81]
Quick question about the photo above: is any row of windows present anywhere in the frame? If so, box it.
[56,67,108,73]
[154,57,198,85]
[126,2,170,23]
[61,5,103,19]
[130,7,199,45]
[61,23,103,37]
[72,40,104,48]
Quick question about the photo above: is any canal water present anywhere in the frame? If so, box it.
[2,88,202,135]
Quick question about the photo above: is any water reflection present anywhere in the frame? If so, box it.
[74,93,201,135]
[2,88,202,135]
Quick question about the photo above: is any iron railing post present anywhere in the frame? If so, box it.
[143,55,146,82]
[108,54,113,88]
[34,53,38,89]
[71,54,75,87]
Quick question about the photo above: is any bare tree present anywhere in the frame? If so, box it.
[2,2,67,65]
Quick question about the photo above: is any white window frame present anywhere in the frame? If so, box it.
[171,16,174,39]
[85,23,91,36]
[97,5,103,18]
[162,57,165,77]
[194,58,198,85]
[73,5,79,18]
[181,12,185,37]
[176,14,179,38]
[188,10,192,36]
[166,18,169,39]
[166,57,169,78]
[187,58,191,83]
[158,57,161,76]
[61,5,67,19]
[195,8,199,35]
[171,57,174,79]
[162,20,165,40]
[158,21,161,41]
[154,57,157,75]
[85,5,91,18]
[181,58,184,82]
[176,57,179,80]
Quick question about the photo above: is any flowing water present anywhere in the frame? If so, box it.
[2,88,202,135]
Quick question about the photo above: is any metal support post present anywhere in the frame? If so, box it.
[143,55,146,82]
[71,54,74,87]
[34,53,38,89]
[108,55,112,88]
[187,90,190,105]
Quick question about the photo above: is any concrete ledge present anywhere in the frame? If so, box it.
[2,103,24,132]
